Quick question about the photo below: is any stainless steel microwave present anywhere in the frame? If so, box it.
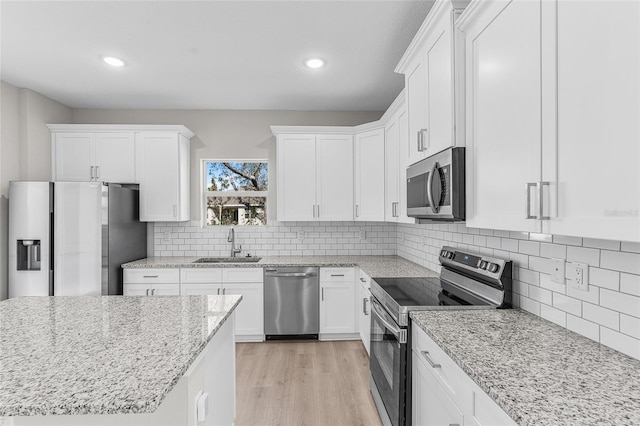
[406,147,465,221]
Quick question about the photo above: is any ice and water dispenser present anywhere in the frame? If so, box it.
[17,239,41,271]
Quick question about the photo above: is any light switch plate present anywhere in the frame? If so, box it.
[569,262,589,291]
[551,258,565,284]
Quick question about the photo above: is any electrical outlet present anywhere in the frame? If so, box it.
[569,262,589,291]
[551,258,565,284]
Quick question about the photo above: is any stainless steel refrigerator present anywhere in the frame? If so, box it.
[8,182,147,297]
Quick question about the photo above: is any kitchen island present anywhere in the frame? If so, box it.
[0,295,241,425]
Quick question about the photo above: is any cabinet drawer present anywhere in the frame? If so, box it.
[124,268,179,284]
[180,268,223,284]
[412,324,468,402]
[320,267,355,282]
[222,268,263,283]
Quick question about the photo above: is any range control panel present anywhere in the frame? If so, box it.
[439,247,503,275]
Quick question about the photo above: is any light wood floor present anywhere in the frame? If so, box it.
[236,340,383,426]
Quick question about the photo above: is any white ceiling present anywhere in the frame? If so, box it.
[1,1,434,111]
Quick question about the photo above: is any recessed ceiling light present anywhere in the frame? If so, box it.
[103,56,125,67]
[305,58,325,69]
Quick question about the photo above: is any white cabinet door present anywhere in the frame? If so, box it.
[320,282,356,334]
[542,0,640,242]
[385,117,400,222]
[424,14,453,157]
[359,282,371,355]
[53,133,95,181]
[152,283,181,296]
[462,0,543,233]
[276,134,317,221]
[317,134,354,221]
[354,128,385,221]
[94,133,136,183]
[181,283,222,295]
[223,282,263,338]
[407,60,428,165]
[123,283,151,296]
[412,350,464,426]
[138,132,190,222]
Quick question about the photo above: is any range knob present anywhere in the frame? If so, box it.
[440,250,448,257]
[479,260,488,270]
[487,263,500,273]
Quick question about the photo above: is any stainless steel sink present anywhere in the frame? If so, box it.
[192,257,262,264]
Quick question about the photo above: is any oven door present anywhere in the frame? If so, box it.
[370,295,407,426]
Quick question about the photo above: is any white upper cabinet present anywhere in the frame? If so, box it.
[459,0,543,233]
[354,128,385,221]
[396,0,468,166]
[138,130,192,222]
[50,127,136,183]
[275,129,353,222]
[459,0,640,242]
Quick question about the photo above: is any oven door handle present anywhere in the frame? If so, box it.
[371,298,406,343]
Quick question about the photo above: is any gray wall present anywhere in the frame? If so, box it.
[71,109,382,221]
[0,81,72,299]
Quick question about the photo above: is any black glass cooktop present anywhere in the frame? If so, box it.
[372,277,494,309]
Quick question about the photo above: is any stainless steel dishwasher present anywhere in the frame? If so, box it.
[264,266,319,340]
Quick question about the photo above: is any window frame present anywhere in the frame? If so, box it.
[200,159,269,227]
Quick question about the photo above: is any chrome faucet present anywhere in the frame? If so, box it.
[227,227,242,257]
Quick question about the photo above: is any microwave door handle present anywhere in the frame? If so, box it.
[426,161,439,214]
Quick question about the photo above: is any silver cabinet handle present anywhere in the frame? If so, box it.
[317,204,320,218]
[145,288,149,296]
[330,274,344,277]
[525,182,538,219]
[540,181,550,220]
[151,289,156,296]
[426,161,439,214]
[95,166,100,180]
[421,129,429,152]
[321,287,324,301]
[360,277,366,282]
[355,205,359,218]
[222,288,226,295]
[90,166,94,180]
[392,202,398,218]
[421,351,441,369]
[143,275,158,278]
[417,130,422,152]
[217,288,220,295]
[362,297,369,315]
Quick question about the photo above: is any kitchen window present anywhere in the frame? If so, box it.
[202,160,268,226]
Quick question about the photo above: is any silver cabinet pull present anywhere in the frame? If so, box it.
[417,130,422,152]
[330,274,344,277]
[222,288,226,295]
[360,277,366,282]
[421,351,441,369]
[525,182,538,219]
[145,289,149,296]
[392,202,399,217]
[317,204,320,218]
[90,166,94,180]
[143,275,158,278]
[321,287,324,301]
[95,166,100,180]
[540,181,550,220]
[355,205,359,218]
[362,297,369,315]
[217,288,220,295]
[151,289,156,296]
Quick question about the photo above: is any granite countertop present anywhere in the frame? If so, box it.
[410,309,640,426]
[0,295,242,417]
[122,255,437,279]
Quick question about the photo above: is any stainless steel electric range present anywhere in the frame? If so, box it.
[369,246,513,426]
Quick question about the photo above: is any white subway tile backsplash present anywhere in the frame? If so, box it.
[567,246,600,267]
[539,273,566,294]
[583,302,619,330]
[552,293,582,316]
[600,289,640,319]
[540,243,567,259]
[600,328,640,360]
[621,241,640,253]
[583,238,621,251]
[620,273,640,296]
[567,284,599,304]
[620,314,640,339]
[529,286,553,305]
[519,240,540,256]
[553,235,583,246]
[519,296,541,316]
[567,315,600,341]
[589,267,620,291]
[540,304,567,327]
[601,250,640,275]
[529,233,553,243]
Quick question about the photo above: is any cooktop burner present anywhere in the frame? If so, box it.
[372,277,493,308]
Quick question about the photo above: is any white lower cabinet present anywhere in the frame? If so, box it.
[412,324,516,426]
[319,267,358,340]
[358,269,371,355]
[125,267,264,342]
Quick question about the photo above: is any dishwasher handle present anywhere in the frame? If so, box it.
[264,271,317,278]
